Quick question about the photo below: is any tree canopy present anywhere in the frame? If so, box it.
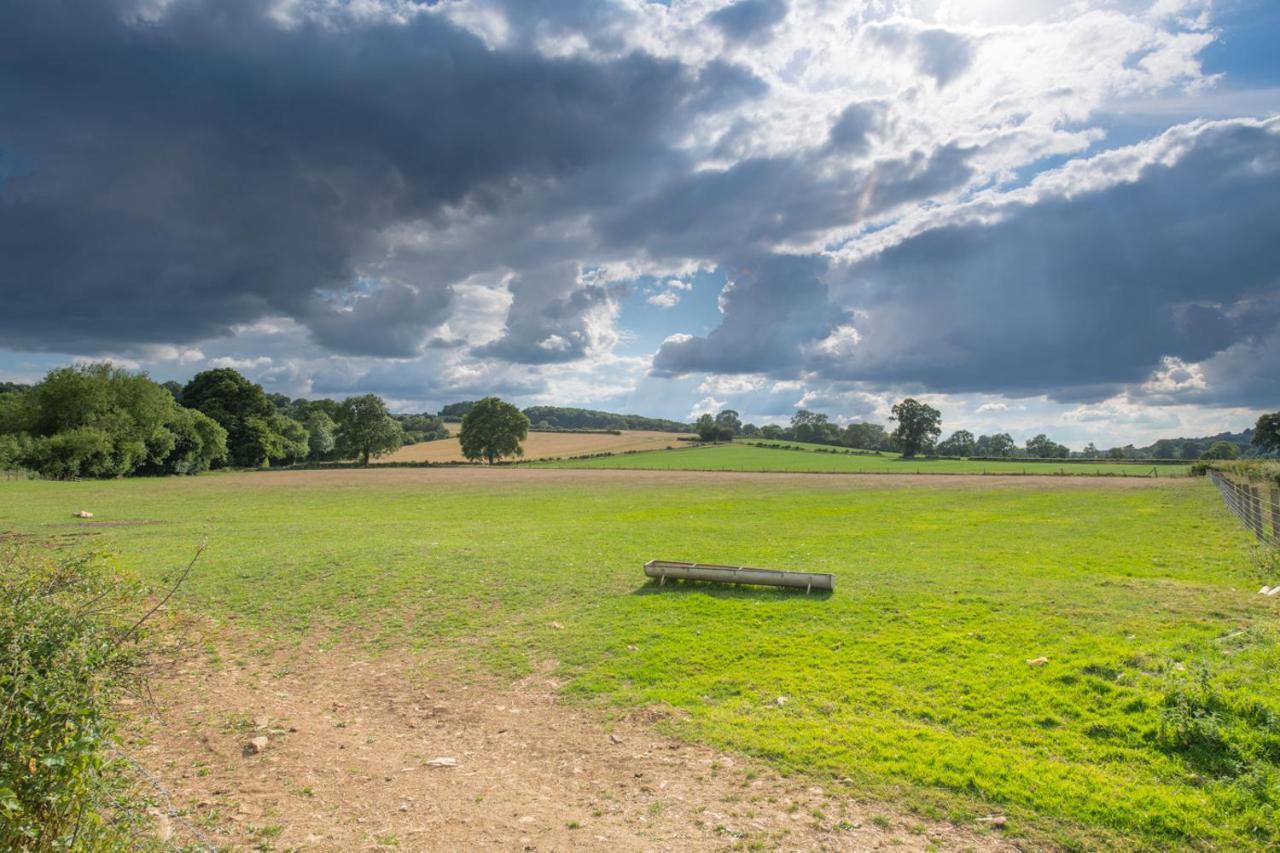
[336,394,405,465]
[1255,412,1280,454]
[695,413,734,442]
[182,368,307,468]
[937,430,976,457]
[1201,440,1241,460]
[0,363,226,478]
[459,397,529,463]
[889,398,942,458]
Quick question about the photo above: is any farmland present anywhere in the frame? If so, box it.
[384,428,691,463]
[1,468,1272,849]
[535,442,1193,477]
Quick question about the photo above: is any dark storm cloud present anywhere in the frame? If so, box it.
[652,254,840,376]
[600,143,975,260]
[651,119,1280,408]
[708,0,789,43]
[815,119,1280,401]
[0,0,724,355]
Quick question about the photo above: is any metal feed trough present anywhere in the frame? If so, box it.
[644,559,834,593]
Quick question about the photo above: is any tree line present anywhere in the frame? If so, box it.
[696,399,1280,461]
[440,401,689,433]
[0,364,441,478]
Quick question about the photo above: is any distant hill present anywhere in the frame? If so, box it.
[1132,429,1275,460]
[521,406,690,433]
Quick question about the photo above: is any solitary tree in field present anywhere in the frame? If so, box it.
[459,397,529,463]
[336,394,404,465]
[1255,411,1280,454]
[889,398,941,458]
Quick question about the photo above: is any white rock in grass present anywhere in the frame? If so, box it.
[427,757,458,768]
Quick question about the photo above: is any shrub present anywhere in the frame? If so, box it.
[0,546,158,849]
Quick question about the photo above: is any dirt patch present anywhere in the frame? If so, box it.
[383,430,694,464]
[124,631,1013,851]
[234,465,1194,491]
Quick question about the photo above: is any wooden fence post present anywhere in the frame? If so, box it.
[1271,487,1280,542]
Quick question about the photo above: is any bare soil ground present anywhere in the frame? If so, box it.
[234,465,1194,491]
[382,431,693,464]
[125,629,1015,852]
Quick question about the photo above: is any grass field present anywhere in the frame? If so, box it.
[384,429,691,463]
[1,469,1272,848]
[535,442,1192,477]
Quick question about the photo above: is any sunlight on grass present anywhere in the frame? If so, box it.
[0,471,1269,847]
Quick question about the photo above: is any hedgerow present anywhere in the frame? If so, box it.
[0,546,160,850]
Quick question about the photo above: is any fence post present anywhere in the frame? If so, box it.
[1271,487,1280,542]
[1246,485,1262,540]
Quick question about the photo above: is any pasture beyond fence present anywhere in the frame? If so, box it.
[1208,469,1280,547]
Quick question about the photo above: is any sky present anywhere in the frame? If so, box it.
[1,0,1277,448]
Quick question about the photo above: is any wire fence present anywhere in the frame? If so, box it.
[1208,470,1280,547]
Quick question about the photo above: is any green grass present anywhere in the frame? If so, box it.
[535,443,1191,477]
[0,470,1272,848]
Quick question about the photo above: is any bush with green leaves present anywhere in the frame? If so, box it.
[0,364,227,479]
[0,546,148,850]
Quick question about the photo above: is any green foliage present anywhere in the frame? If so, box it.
[0,364,226,478]
[1251,412,1280,454]
[304,410,338,458]
[842,422,888,451]
[936,429,976,457]
[459,397,529,463]
[975,432,1016,457]
[439,401,479,419]
[0,547,145,850]
[888,398,942,458]
[790,410,841,444]
[395,413,449,444]
[180,368,306,468]
[336,394,404,466]
[1026,433,1071,459]
[182,368,279,467]
[714,409,742,435]
[695,413,734,443]
[1201,440,1241,460]
[519,405,688,433]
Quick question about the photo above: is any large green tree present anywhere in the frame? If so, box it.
[889,398,942,458]
[1026,434,1070,459]
[842,422,888,451]
[459,397,529,463]
[336,394,404,465]
[182,368,304,467]
[1254,411,1280,454]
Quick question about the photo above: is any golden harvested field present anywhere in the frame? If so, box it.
[382,429,693,463]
